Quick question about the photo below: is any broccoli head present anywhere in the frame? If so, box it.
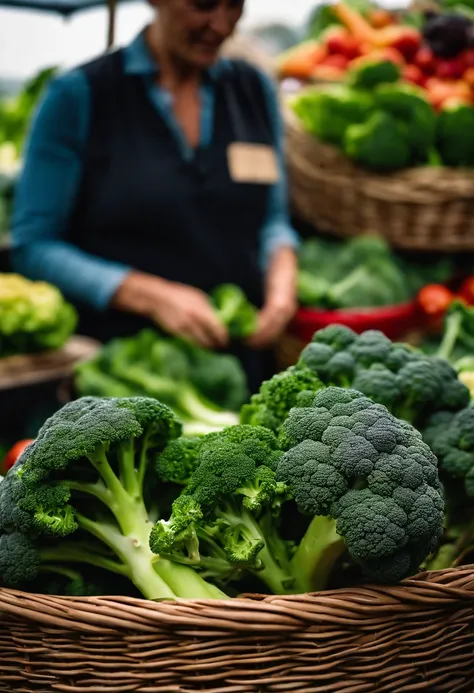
[0,397,226,600]
[240,365,324,435]
[150,426,294,594]
[299,325,470,426]
[424,407,474,498]
[277,387,444,588]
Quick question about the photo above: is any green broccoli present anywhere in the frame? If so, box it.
[277,387,444,589]
[436,103,474,167]
[291,85,374,146]
[424,407,474,497]
[0,397,226,600]
[184,344,249,412]
[373,83,436,162]
[156,436,204,485]
[210,284,258,339]
[150,426,294,594]
[78,330,240,431]
[344,111,411,172]
[297,235,411,310]
[299,325,470,426]
[347,59,400,89]
[240,365,324,434]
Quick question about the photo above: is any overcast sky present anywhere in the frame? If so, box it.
[0,0,322,79]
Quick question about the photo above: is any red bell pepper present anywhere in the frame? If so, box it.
[2,439,34,473]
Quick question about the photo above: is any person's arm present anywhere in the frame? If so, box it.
[11,72,227,348]
[248,71,300,349]
[11,71,131,311]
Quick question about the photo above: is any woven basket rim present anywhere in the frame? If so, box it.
[2,565,474,635]
[283,106,474,200]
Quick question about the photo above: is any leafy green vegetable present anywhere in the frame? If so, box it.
[210,284,258,339]
[75,330,248,434]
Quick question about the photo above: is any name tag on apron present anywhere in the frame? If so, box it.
[227,143,279,184]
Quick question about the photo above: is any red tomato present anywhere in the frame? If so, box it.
[417,284,455,320]
[436,58,466,80]
[459,277,474,305]
[2,439,35,473]
[321,54,350,70]
[402,64,426,87]
[413,46,436,75]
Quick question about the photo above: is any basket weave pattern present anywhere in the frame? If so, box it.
[2,566,474,692]
[285,108,474,251]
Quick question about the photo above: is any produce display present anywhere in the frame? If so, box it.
[74,329,249,435]
[279,1,474,110]
[297,234,453,308]
[3,321,474,599]
[0,274,77,358]
[291,56,474,170]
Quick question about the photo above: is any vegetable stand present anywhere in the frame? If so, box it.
[2,565,474,692]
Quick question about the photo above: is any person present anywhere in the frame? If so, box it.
[11,0,299,390]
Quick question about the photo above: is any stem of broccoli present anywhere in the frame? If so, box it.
[39,546,130,577]
[437,311,462,363]
[219,505,295,595]
[178,389,240,427]
[62,451,226,600]
[291,515,346,593]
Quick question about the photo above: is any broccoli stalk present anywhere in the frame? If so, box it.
[0,397,227,600]
[211,284,258,338]
[290,515,345,592]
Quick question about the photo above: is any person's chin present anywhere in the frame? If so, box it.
[193,45,222,68]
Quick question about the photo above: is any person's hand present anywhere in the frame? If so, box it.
[247,294,297,350]
[247,247,299,350]
[112,272,228,349]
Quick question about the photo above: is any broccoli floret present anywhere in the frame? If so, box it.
[276,387,444,590]
[0,397,226,600]
[299,325,470,426]
[210,284,258,338]
[424,407,474,497]
[240,366,323,435]
[156,437,203,485]
[150,428,294,594]
[352,365,400,411]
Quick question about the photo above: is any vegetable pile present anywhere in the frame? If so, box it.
[280,2,474,111]
[74,329,249,436]
[297,234,453,309]
[5,321,474,600]
[0,274,77,358]
[292,55,474,170]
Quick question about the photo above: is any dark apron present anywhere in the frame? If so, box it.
[66,51,277,391]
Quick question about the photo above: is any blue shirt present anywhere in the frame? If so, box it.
[11,32,299,311]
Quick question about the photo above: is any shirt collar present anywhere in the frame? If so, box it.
[123,30,229,82]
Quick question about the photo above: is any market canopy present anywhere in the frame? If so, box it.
[0,0,137,15]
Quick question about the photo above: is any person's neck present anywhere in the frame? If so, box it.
[146,21,202,89]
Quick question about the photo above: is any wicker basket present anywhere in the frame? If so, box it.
[2,566,474,692]
[285,107,474,251]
